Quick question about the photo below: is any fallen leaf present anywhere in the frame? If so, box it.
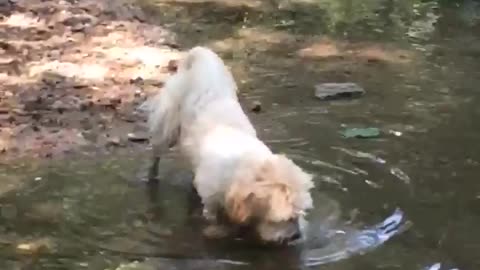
[341,127,380,138]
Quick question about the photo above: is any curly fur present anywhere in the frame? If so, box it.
[141,46,315,243]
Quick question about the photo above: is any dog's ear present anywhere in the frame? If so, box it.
[257,160,296,222]
[225,180,256,223]
[225,155,313,224]
[225,159,296,223]
[267,183,295,221]
[258,155,315,221]
[225,182,295,223]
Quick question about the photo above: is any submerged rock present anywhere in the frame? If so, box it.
[251,101,262,113]
[314,83,365,100]
[127,132,149,143]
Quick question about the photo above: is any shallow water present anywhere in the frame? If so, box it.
[2,0,480,269]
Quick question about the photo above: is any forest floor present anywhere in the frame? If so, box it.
[0,0,182,162]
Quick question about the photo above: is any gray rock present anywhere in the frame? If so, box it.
[251,101,262,113]
[127,132,149,143]
[314,83,365,100]
[106,136,123,147]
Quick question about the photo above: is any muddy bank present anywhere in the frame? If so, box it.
[0,0,182,162]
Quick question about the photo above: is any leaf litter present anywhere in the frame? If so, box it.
[0,0,181,161]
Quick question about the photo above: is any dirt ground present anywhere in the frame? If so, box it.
[0,0,184,162]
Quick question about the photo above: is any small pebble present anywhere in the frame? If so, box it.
[251,101,262,113]
[106,136,122,147]
[389,130,402,136]
[34,177,42,181]
[127,132,149,142]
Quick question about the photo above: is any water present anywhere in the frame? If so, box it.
[2,0,480,269]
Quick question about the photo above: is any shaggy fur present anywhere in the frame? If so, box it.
[141,46,314,244]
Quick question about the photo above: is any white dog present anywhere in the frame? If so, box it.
[141,46,314,244]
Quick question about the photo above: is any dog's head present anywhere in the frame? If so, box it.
[225,154,314,244]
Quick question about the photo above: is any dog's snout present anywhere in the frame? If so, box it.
[290,230,301,241]
[288,219,302,241]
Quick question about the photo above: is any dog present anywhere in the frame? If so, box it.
[141,46,314,244]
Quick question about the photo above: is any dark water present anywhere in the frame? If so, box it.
[1,0,480,269]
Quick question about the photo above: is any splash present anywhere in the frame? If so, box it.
[303,208,407,267]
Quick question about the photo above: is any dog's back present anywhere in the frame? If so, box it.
[142,46,255,151]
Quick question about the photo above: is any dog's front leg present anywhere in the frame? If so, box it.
[201,201,232,239]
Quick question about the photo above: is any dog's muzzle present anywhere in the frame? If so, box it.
[287,219,302,241]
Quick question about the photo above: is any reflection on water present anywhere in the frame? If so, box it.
[0,155,407,270]
[2,0,480,269]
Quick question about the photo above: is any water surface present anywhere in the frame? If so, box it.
[1,0,480,269]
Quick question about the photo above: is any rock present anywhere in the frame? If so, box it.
[106,136,122,147]
[51,100,68,113]
[79,100,93,111]
[98,98,120,110]
[80,4,102,17]
[81,130,97,142]
[0,58,21,75]
[134,89,142,97]
[127,132,149,143]
[110,97,122,106]
[71,23,86,32]
[23,96,44,111]
[314,83,365,100]
[2,114,15,123]
[73,83,88,89]
[251,101,262,113]
[62,16,91,27]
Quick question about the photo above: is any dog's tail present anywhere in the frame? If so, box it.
[140,46,237,148]
[139,63,185,148]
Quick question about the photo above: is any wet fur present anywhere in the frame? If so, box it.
[141,46,314,244]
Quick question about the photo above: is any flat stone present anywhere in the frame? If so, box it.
[314,82,365,100]
[127,132,149,143]
[251,101,262,113]
[106,136,122,147]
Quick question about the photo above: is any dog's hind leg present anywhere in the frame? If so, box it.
[148,144,161,182]
[148,127,180,182]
